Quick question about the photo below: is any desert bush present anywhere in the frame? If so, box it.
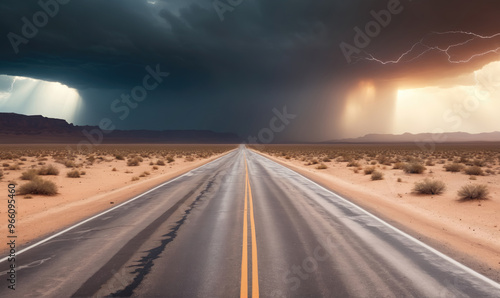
[444,163,464,173]
[152,166,158,170]
[464,166,483,176]
[131,176,140,181]
[485,169,496,175]
[316,163,328,169]
[364,166,376,175]
[80,171,86,175]
[347,160,360,167]
[166,156,175,163]
[127,157,142,166]
[66,170,81,178]
[185,156,195,162]
[156,160,166,166]
[370,160,377,165]
[8,164,21,170]
[403,163,426,174]
[112,167,117,171]
[472,159,487,167]
[20,169,38,180]
[322,157,331,162]
[397,178,402,182]
[64,160,76,168]
[115,154,125,160]
[37,164,59,175]
[425,159,435,166]
[392,162,405,170]
[371,171,384,180]
[86,155,95,164]
[2,163,10,167]
[18,178,58,195]
[413,179,446,195]
[457,184,489,200]
[310,158,319,165]
[0,169,3,179]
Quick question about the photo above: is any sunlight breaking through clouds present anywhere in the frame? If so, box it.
[0,75,82,123]
[393,61,500,135]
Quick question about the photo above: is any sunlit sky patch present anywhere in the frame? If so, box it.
[0,75,82,124]
[392,61,500,135]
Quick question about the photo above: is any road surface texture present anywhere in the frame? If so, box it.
[2,146,500,297]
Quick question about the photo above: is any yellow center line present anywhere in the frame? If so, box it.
[248,163,259,298]
[241,153,259,298]
[241,161,249,298]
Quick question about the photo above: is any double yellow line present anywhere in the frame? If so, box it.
[241,156,259,298]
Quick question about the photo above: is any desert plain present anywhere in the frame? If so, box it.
[251,143,500,279]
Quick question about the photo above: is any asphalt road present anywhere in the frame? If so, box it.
[1,146,500,297]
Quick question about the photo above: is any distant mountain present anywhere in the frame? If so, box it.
[0,113,240,144]
[326,132,500,143]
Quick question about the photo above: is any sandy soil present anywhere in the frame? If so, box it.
[255,150,500,281]
[0,150,232,253]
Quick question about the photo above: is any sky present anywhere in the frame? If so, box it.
[1,0,500,142]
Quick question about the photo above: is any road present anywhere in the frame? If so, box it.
[1,146,500,297]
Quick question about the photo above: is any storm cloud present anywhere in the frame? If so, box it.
[1,0,500,141]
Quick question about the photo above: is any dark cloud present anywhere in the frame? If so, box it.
[1,0,499,141]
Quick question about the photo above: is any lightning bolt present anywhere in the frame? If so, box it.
[359,31,500,64]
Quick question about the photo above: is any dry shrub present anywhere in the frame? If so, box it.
[347,160,360,167]
[364,166,376,175]
[156,160,166,166]
[21,169,38,180]
[464,166,483,176]
[457,184,489,200]
[131,176,140,181]
[413,179,446,195]
[115,154,125,160]
[392,162,405,170]
[66,170,81,178]
[166,156,175,163]
[316,163,328,170]
[64,160,76,168]
[403,163,426,174]
[444,163,464,173]
[371,171,384,180]
[18,178,58,195]
[8,164,21,170]
[37,164,59,175]
[371,171,384,181]
[127,157,142,166]
[0,169,3,179]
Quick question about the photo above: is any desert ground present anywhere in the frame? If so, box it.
[0,144,236,253]
[251,143,500,278]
